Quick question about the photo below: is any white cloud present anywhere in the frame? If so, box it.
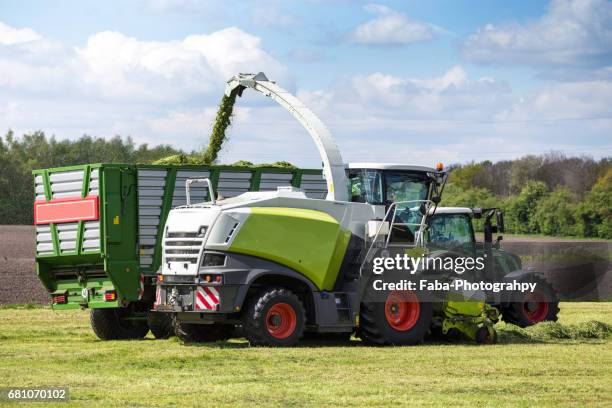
[0,21,293,152]
[0,22,41,45]
[295,67,612,164]
[349,4,441,45]
[461,0,612,71]
[74,28,289,102]
[301,66,512,119]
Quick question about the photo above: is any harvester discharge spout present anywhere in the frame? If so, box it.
[225,72,348,202]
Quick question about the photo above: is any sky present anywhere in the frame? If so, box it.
[0,0,611,168]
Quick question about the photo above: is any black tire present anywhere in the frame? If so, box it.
[147,311,174,339]
[174,321,233,343]
[475,326,497,344]
[358,289,433,346]
[242,287,305,347]
[501,275,559,328]
[90,308,149,340]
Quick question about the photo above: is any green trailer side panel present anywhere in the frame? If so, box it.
[229,207,351,290]
[102,166,140,301]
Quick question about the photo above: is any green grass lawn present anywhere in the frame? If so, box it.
[0,303,610,407]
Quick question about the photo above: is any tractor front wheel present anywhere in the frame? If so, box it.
[242,287,305,347]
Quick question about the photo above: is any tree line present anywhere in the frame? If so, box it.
[1,131,610,238]
[441,153,611,239]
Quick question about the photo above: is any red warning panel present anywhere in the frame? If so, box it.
[34,196,99,225]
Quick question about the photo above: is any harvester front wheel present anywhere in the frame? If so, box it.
[147,311,174,339]
[90,308,149,340]
[501,276,559,327]
[242,287,305,347]
[358,290,432,346]
[174,321,233,343]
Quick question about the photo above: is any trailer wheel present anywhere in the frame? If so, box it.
[147,311,174,339]
[358,290,432,346]
[174,321,233,343]
[90,308,149,340]
[501,276,559,327]
[242,287,305,347]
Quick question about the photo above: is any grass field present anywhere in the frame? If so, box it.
[0,303,611,407]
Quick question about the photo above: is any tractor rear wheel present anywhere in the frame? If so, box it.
[147,311,174,339]
[501,276,559,327]
[174,321,233,343]
[90,308,149,340]
[242,287,305,347]
[358,289,432,346]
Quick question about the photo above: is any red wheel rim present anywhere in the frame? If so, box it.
[523,289,549,323]
[384,290,420,331]
[266,303,297,339]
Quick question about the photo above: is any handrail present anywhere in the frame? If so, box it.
[359,199,434,275]
[185,178,216,206]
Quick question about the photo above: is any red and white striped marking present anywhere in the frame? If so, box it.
[138,274,144,300]
[195,286,220,311]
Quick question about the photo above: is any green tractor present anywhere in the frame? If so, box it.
[153,73,501,346]
[425,207,560,327]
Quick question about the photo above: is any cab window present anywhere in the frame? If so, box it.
[349,169,383,204]
[427,214,474,248]
[385,172,429,204]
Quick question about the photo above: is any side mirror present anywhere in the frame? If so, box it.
[496,210,505,234]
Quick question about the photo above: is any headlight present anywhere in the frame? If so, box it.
[202,253,226,267]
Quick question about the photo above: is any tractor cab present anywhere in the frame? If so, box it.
[426,207,505,249]
[426,207,477,254]
[347,163,446,244]
[425,207,518,279]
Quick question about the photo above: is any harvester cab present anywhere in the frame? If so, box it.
[154,72,497,346]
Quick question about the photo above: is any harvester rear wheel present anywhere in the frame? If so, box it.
[242,287,305,347]
[90,308,149,340]
[501,276,559,327]
[358,289,432,346]
[147,311,174,339]
[174,321,233,343]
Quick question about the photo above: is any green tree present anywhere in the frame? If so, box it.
[448,162,486,191]
[575,169,612,239]
[534,188,577,236]
[508,181,548,234]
